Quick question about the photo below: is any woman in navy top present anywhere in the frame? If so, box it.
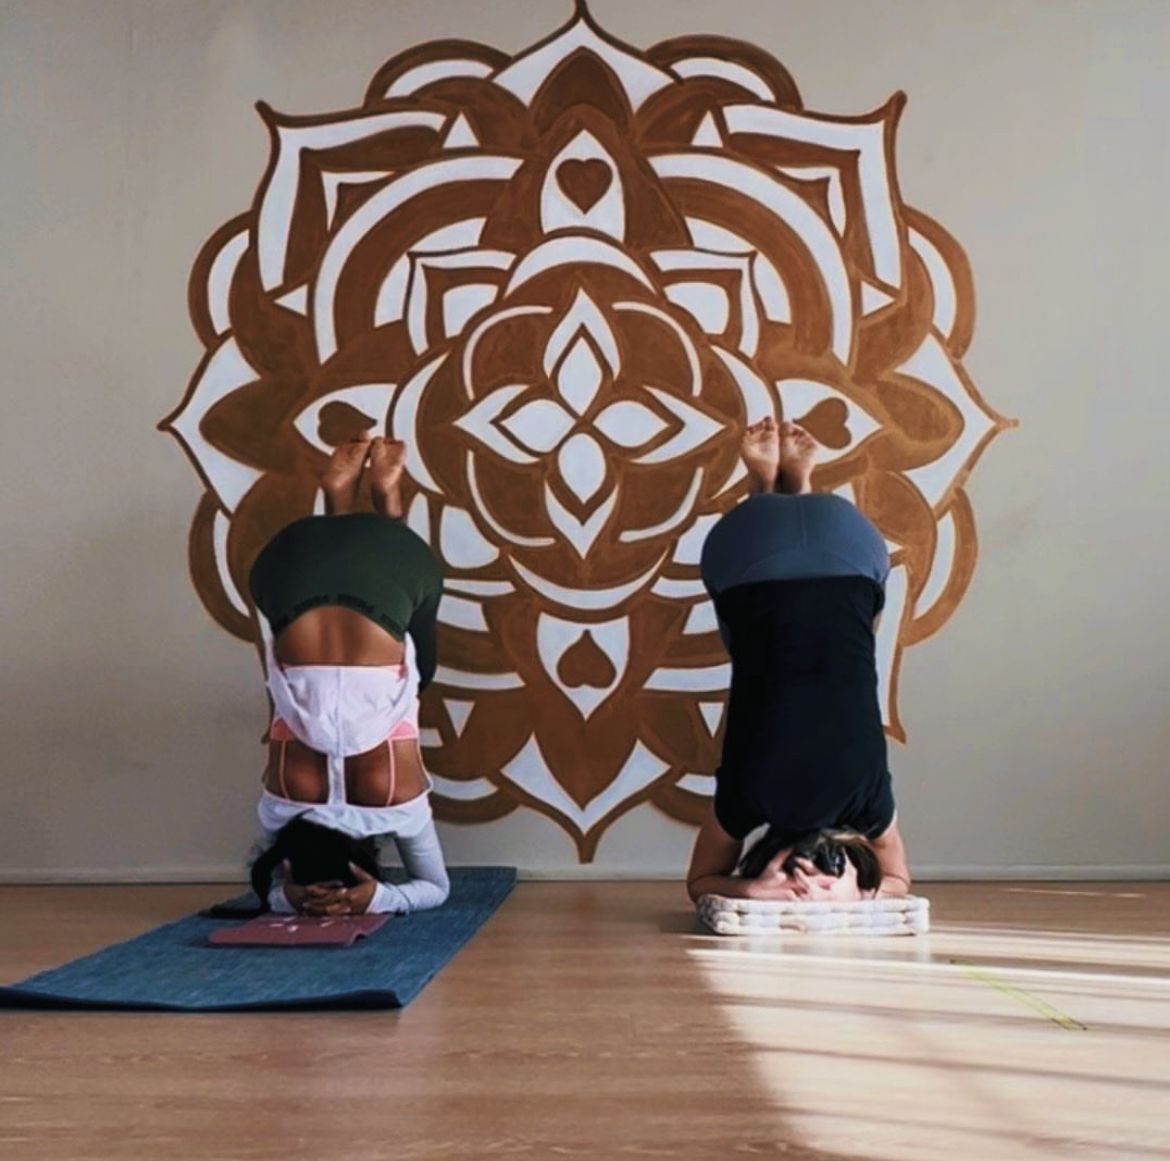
[686,420,912,905]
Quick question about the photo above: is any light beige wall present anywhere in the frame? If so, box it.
[2,0,1167,880]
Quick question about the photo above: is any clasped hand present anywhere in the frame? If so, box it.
[281,861,378,916]
[748,853,853,902]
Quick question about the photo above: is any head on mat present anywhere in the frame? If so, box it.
[250,817,383,909]
[737,828,882,901]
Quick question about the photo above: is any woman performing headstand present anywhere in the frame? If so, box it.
[245,435,449,917]
[686,418,912,906]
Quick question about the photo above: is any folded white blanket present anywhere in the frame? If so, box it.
[698,893,930,936]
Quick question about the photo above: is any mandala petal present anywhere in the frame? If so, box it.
[367,43,505,101]
[900,335,1004,510]
[663,282,729,336]
[854,468,938,602]
[555,334,607,416]
[512,556,663,613]
[542,130,625,241]
[905,207,977,356]
[465,454,556,547]
[777,379,881,464]
[437,593,490,633]
[292,383,395,453]
[644,662,731,693]
[164,338,265,513]
[314,155,523,360]
[672,513,722,566]
[187,216,252,347]
[666,56,777,101]
[485,106,691,253]
[186,494,254,641]
[652,152,852,361]
[439,504,500,569]
[204,229,249,338]
[646,36,802,110]
[537,613,629,720]
[869,372,963,472]
[685,219,791,324]
[493,11,673,113]
[652,247,762,356]
[557,433,608,503]
[453,385,539,465]
[594,400,668,449]
[395,355,461,489]
[375,221,491,327]
[429,775,501,802]
[613,301,702,394]
[255,103,446,293]
[508,236,654,299]
[904,490,979,645]
[542,288,620,377]
[404,247,512,353]
[545,484,618,559]
[500,734,669,841]
[635,389,723,464]
[501,399,576,453]
[722,96,906,292]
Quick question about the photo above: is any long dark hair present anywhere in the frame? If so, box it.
[249,816,383,912]
[738,827,881,891]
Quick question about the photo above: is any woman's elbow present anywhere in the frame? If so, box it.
[416,875,450,910]
[686,875,718,907]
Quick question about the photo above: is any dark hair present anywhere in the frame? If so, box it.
[249,817,383,912]
[737,827,881,892]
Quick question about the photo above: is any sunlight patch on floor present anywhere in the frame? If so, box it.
[687,925,1170,1161]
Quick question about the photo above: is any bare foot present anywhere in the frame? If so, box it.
[368,436,407,518]
[777,422,818,495]
[741,417,780,494]
[322,437,371,515]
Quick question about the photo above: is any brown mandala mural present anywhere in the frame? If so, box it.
[161,1,1015,859]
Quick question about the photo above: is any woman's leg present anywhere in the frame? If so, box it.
[366,436,406,518]
[320,433,406,517]
[777,423,816,496]
[740,419,817,496]
[741,417,781,494]
[345,732,427,807]
[261,727,327,802]
[321,435,371,515]
[274,437,410,665]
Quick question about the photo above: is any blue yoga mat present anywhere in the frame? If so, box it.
[0,867,515,1012]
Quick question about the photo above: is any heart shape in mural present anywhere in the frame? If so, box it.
[798,399,853,451]
[559,632,618,690]
[557,159,613,212]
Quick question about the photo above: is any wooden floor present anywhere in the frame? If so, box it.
[2,882,1169,1161]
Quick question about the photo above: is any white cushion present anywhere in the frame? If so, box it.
[698,893,930,936]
